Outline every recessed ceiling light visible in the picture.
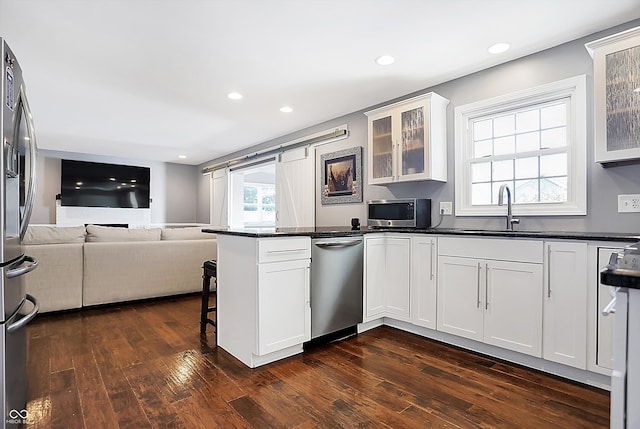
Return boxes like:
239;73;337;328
488;42;510;54
76;181;83;186
280;106;293;113
227;92;243;100
375;55;395;66
178;155;187;159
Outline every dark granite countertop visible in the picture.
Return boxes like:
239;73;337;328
202;226;640;242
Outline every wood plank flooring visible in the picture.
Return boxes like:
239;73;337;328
25;294;609;428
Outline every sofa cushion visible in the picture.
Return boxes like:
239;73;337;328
24;242;84;312
86;225;161;242
23;225;86;245
161;227;214;240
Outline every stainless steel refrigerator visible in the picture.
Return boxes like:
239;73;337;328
1;39;39;429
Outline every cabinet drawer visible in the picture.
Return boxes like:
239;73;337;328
258;237;311;263
438;237;543;263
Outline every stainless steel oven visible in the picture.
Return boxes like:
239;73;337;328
367;198;431;228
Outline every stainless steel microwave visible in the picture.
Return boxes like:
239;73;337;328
367;199;431;228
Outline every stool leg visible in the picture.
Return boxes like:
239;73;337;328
201;273;211;334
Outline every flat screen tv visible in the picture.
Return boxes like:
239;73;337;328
61;160;150;208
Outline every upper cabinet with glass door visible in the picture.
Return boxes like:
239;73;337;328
365;93;449;184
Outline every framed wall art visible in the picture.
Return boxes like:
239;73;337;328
320;146;363;205
586;26;640;165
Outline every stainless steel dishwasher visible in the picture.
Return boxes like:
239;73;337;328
310;236;363;340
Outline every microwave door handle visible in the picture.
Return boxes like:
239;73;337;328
16;85;38;241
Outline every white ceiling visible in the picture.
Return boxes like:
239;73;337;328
2;0;640;166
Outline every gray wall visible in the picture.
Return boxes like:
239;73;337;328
196;19;640;234
33;149;199;225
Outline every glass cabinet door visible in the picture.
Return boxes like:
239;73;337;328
400;106;425;176
371;116;393;180
365;92;448;185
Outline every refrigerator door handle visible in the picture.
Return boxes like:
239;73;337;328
7;294;39;333
16;85;38;241
6;255;39;279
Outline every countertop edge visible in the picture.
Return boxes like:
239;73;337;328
202;228;640;243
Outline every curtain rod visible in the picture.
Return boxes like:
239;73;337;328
201;127;348;174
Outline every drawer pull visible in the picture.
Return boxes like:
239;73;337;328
266;248;308;254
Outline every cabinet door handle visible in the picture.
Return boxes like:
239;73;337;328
477;262;481;308
306;265;311;307
547;246;552;298
485;263;489;310
430;240;435;280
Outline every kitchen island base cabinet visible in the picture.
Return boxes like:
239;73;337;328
217;234;311;368
258;259;311;356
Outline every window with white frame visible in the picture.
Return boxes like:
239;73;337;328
455;75;587;216
243;182;276;226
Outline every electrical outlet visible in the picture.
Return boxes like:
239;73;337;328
618;194;640;213
440;201;453;215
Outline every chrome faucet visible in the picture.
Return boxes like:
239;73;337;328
498;184;519;230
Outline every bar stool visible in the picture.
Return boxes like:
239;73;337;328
201;260;217;337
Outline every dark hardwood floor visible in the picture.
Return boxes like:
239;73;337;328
25;295;609;428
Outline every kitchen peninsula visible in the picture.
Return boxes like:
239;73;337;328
204;226;639;390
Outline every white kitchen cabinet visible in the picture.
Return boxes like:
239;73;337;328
384;237;411;319
410;236;437;329
437;237;544;357
543;241;588;369
364;235;411;322
483;260;543;356
596;246;621;371
437;255;484;341
365;93;449;185
217;235;311;368
257;258;311;355
364;236;386;320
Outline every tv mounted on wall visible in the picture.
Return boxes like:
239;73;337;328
61;160;150;208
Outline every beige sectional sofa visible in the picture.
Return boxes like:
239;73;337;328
23;225;217;313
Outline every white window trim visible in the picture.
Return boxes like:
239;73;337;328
454;75;587;217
